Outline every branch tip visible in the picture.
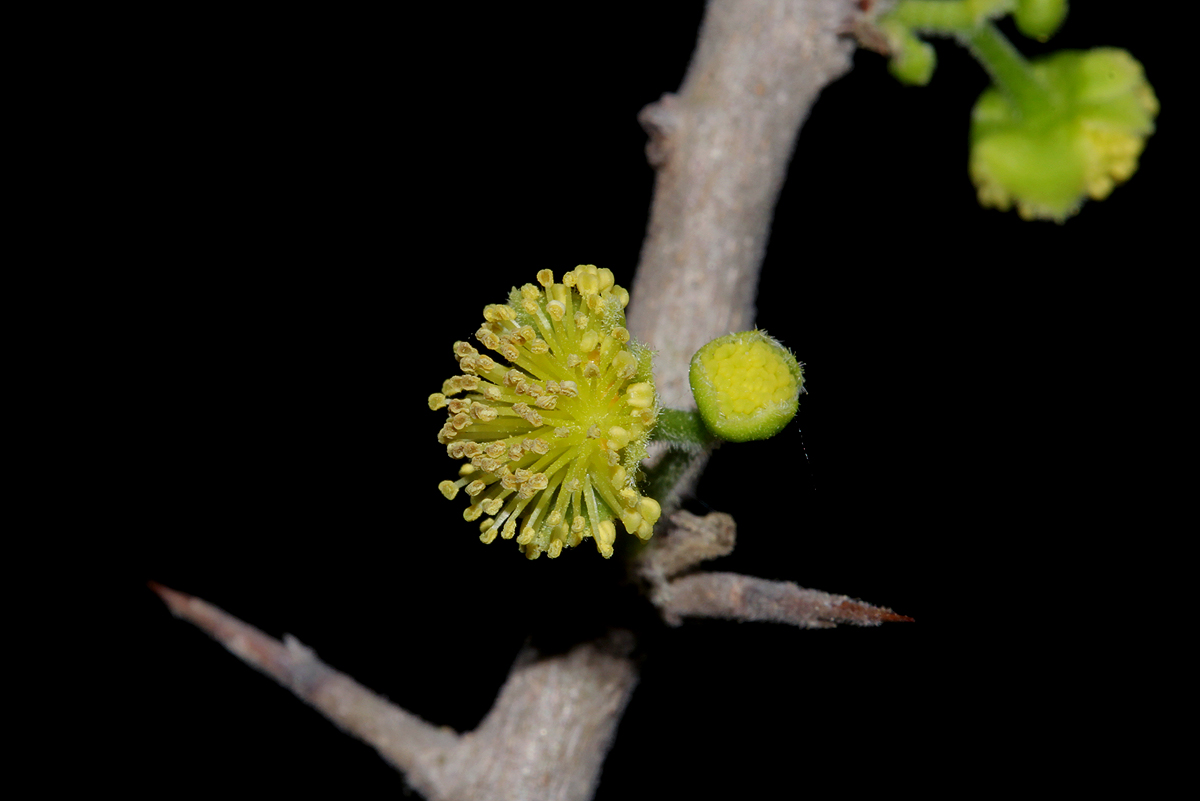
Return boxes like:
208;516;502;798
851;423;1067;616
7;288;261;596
832;597;915;624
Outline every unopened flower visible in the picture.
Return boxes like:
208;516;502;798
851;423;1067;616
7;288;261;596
430;265;660;559
689;330;803;443
1013;0;1068;42
970;47;1158;222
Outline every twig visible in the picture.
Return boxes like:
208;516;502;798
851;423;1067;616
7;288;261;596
635;511;913;627
149;583;638;801
655;572;913;628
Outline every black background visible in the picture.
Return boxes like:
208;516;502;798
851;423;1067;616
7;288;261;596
112;4;1180;796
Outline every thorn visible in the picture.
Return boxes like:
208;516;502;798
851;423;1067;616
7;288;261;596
147;580;191;617
832;597;914;624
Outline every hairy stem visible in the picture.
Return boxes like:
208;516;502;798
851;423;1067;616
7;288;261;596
652;407;718;450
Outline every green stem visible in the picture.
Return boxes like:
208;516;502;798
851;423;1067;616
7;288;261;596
964;21;1050;117
640;445;708;512
890;0;1013;31
652;408;718;450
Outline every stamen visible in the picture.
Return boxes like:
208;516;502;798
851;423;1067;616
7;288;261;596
433;266;658;558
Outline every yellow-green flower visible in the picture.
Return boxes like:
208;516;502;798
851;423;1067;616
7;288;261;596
689;331;803;443
430;265;660;559
970;48;1159;222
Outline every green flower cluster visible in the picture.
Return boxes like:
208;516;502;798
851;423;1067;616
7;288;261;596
970;47;1158;222
876;0;1157;222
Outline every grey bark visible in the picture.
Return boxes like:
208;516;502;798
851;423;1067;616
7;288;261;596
626;0;855;410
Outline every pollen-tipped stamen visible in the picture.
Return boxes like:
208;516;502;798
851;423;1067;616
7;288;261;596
433;265;658;558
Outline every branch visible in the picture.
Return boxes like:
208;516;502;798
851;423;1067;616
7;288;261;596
150;583;637;801
657;572;914;628
627;0;857;411
635;511;913;627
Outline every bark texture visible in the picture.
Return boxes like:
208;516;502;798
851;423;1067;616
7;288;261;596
626;0;856;410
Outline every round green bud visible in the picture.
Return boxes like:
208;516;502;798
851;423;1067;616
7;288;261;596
688;331;803;443
1014;0;1068;42
885;23;937;87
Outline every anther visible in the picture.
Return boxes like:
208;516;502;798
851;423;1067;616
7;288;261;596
477;328;501;350
625;382;655;409
612;350;637;379
608;427;631;449
638;497;662;524
472;457;502;473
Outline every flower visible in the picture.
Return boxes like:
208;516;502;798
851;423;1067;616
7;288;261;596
430;265;660;559
689;331;803;443
969;47;1159;222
